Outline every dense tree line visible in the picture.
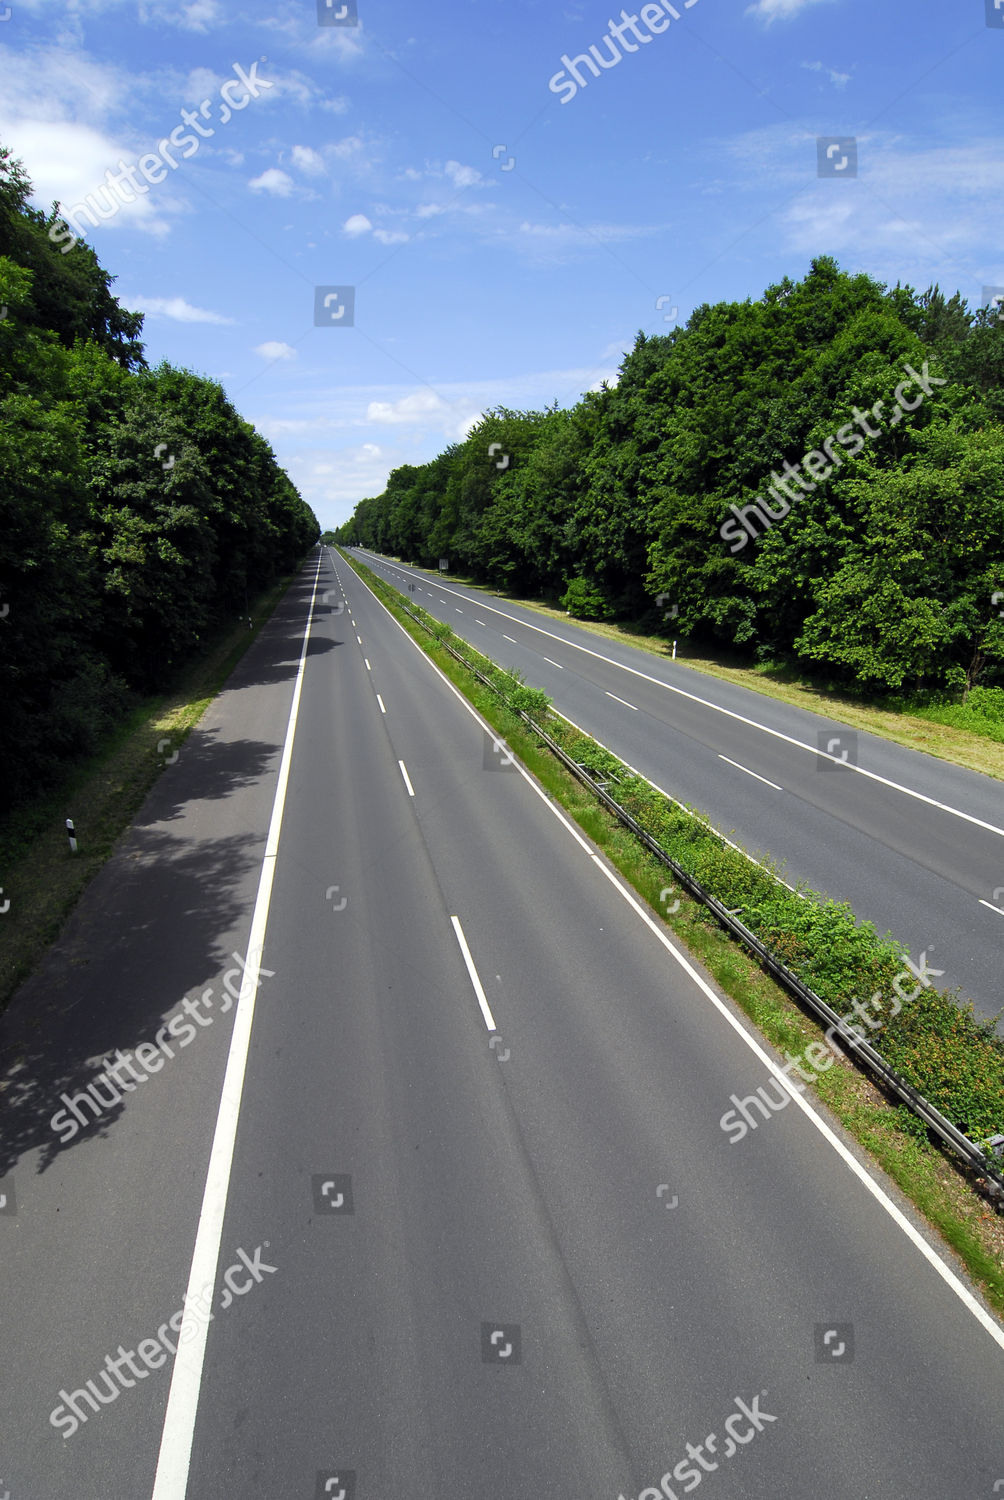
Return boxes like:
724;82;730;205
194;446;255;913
338;258;1004;698
0;145;318;813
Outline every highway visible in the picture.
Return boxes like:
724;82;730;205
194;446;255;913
0;546;1000;1499
355;547;1004;1028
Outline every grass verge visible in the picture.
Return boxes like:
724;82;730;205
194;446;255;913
0;572;297;1017
344;549;1004;1320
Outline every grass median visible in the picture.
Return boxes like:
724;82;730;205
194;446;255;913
345;548;1004;1322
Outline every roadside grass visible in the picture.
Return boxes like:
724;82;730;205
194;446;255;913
0;573;296;1018
381;559;1004;781
346;550;1004;1320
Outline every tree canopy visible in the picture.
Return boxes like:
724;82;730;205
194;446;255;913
0;145;318;812
338;257;1004;699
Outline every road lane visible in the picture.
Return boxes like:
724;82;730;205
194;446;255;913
0;562;328;1498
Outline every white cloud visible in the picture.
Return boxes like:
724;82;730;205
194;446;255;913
254;341;297;361
284;442;393;522
444;160;482;189
746;0;833;20
342;212;409;245
4;119;175;239
367;390;447;424
291;144;325;175
0;42;127;124
182;66;224;105
723;127;1004;288
137;0;223;28
129;295;234;323
515;219;654;252
249;167;294;196
801;60;851;88
173;0;220;30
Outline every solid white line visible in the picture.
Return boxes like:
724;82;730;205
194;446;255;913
348;552;1004;1352
606;691;638;711
503;634;518;644
978;899;1004;916
583;851;1004;1351
718;754;782;791
357;553;1004;840
450;915;497;1031
365;658;371;671
398;759;415;797
151;552;323;1499
542;656;564;669
485;690;788;884
376;694;387;714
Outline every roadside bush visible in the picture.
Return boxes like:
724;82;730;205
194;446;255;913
561;578;615;620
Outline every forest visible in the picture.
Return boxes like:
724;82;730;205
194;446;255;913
0;145;318;814
336;258;1004;702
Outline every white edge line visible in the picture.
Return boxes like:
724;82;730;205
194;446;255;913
358;552;1004;839
347;549;1004;1352
450;915;497;1031
551;705;804;898
151;551;324;1499
978;899;1004;916
398;759;416;797
585;852;1004;1352
718;753;783;792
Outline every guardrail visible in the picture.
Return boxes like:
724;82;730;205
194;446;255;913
390;588;1004;1204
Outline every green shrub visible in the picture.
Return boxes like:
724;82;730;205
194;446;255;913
560;578;615;620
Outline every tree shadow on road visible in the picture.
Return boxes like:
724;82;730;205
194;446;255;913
0;820;264;1180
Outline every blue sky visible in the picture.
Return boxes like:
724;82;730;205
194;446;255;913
1;0;1001;530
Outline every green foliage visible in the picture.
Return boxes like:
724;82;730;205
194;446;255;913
0;145;318;812
560;577;615;619
544;715;1003;1147
880;990;1004;1141
339;255;1004;699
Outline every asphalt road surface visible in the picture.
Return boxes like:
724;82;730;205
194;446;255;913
356;547;1004;1027
0;547;1000;1499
